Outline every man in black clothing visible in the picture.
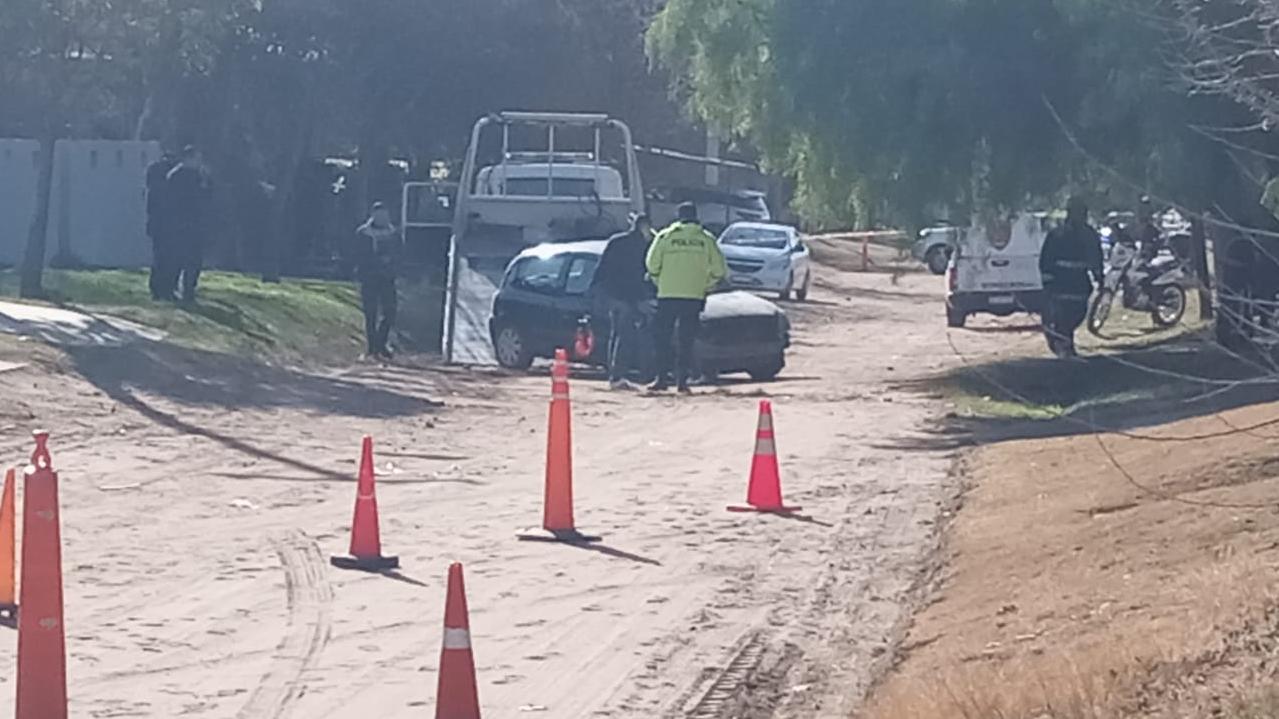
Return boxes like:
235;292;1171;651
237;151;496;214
591;212;653;389
1134;196;1165;263
145;152;177;300
1039;196;1104;358
353;202;402;360
165;145;212;304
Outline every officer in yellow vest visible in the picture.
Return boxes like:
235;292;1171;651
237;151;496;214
645;202;728;393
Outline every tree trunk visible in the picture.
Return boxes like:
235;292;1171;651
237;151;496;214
262;115;314;283
19;137;56;299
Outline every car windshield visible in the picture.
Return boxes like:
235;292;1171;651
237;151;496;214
721;226;789;250
504;177;597;198
509;255;568;293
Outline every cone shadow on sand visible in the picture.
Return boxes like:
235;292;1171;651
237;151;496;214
552;539;662;566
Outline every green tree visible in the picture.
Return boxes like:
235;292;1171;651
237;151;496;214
648;0;1221;229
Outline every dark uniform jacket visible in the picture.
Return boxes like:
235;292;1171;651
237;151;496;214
592;228;652;301
353;221;401;284
1040;221;1104;300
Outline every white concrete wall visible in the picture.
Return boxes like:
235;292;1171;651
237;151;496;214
0;139;41;266
0;139;161;269
54;140;161;267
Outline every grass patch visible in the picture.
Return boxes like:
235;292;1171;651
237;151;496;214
936;296;1249;423
938;357;1182;422
0;269;367;364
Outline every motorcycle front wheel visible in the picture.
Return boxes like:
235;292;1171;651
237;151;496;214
1087;289;1116;336
1151;285;1187;328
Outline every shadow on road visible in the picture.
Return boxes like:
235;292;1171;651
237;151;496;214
66;340;440;417
557;541;663;566
892;333;1279;450
63;339;443;479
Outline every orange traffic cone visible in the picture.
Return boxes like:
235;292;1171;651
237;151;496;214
435;562;481;719
16;431;67;719
518;349;601;543
0;466;16;622
728;401;801;514
331;436;399;571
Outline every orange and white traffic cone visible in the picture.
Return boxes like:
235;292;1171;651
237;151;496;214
16;431;67;719
331;436;400;571
518;349;601;543
0;465;17;623
435;562;481;719
729;401;801;514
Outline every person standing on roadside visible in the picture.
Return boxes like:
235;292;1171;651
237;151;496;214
591;212;654;390
145;151;177;300
1039;196;1104;358
353;202;402;360
165;145;212;304
645;202;727;393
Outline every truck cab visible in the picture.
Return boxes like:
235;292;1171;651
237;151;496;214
474;159;626;200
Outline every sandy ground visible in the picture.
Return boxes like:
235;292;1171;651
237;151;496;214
0;252;970;718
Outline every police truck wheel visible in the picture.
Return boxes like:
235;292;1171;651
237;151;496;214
493;324;534;370
946;304;967;328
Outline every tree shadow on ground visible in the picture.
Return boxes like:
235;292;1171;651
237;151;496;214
886;334;1279;451
62;340;444;480
65;339;440;418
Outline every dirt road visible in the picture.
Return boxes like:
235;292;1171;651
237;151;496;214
0;258;963;718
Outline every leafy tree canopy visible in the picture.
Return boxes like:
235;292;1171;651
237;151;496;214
649;0;1232;229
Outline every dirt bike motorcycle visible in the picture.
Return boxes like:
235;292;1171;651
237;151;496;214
1087;241;1188;336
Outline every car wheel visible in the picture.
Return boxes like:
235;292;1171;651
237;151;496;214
493;323;534;370
796;272;811;302
946;304;967;328
778;274;793;301
926;247;950;275
747;355;785;382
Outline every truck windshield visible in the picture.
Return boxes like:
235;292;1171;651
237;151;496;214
721;226;789;250
504;177;597;198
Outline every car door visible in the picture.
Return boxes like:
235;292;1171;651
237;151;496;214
790;230;811;284
503;253;570;355
556;253;601;351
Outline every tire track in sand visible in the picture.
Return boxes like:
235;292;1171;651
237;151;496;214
237;529;333;719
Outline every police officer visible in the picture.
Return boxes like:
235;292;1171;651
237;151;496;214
353;202;402;360
1039;196;1104;358
145;152;177;300
645;202;727;393
165;145;212;304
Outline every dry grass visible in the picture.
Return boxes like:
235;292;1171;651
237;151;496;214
865;423;1279;719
